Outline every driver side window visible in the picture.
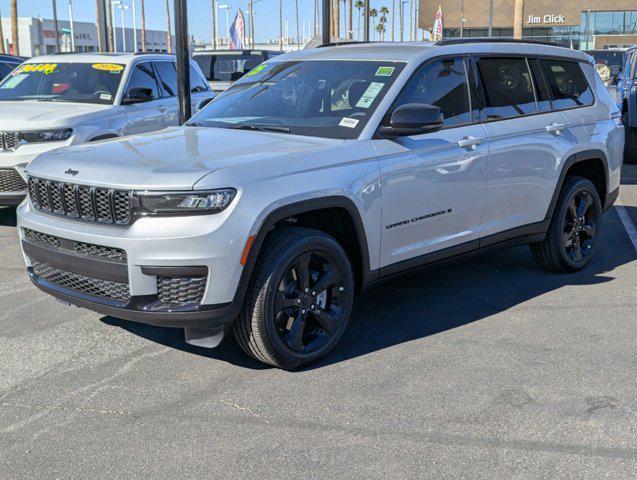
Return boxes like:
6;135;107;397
126;62;160;101
392;57;472;127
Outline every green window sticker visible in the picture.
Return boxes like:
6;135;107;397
375;66;395;77
245;64;268;77
355;82;385;109
1;74;27;89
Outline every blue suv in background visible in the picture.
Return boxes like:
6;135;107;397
0;54;25;81
618;46;637;163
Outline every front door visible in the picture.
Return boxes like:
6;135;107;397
375;57;489;270
122;62;166;136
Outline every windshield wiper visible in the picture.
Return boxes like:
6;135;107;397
226;124;291;133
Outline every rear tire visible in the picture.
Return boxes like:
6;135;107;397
531;177;602;273
623;112;637;164
234;227;354;370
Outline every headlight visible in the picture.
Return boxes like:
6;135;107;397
135;189;237;215
19;128;73;143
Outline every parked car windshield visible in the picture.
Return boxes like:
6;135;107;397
194;53;264;82
0;62;126;104
189;60;406;139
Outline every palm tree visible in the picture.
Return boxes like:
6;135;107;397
279;0;283;50
140;0;147;51
332;0;339;39
10;0;18;55
354;0;364;40
0;8;5;54
379;6;389;41
369;8;378;40
164;0;172;53
107;0;114;52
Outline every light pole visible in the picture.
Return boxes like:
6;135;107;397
68;0;75;52
488;0;494;37
116;3;130;52
132;0;137;52
218;4;230;47
112;0;121;52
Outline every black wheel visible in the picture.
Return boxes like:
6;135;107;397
234;227;354;370
531;177;602;273
624;112;637;164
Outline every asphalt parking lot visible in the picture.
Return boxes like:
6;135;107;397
1;167;636;479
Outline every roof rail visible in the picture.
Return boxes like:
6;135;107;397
435;38;563;48
134;51;172;55
317;40;375;48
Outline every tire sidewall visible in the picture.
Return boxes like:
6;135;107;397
259;233;354;368
553;178;602;270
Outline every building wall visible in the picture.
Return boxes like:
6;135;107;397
418;0;636;30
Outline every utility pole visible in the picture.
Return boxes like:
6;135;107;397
460;0;464;38
295;0;300;49
322;0;330;44
132;0;137;52
10;0;19;56
513;0;524;39
52;0;60;52
96;0;109;52
212;0;217;49
140;0;146;51
488;0;493;37
174;0;191;123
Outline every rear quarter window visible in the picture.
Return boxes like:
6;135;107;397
540;59;594;110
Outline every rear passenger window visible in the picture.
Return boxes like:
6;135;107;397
154;61;178;97
476;57;537;120
394;57;472;127
540;59;594;110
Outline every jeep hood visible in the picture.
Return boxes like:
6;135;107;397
0;101;110;130
26;126;343;190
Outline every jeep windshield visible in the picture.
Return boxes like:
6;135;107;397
0;62;126;104
189;60;406;139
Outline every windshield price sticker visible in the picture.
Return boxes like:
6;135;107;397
375;66;395;77
92;63;124;73
245;64;268;77
0;74;27;89
17;63;58;75
356;82;384;109
339;117;359;128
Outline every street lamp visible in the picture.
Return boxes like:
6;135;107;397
218;4;230;47
115;3;130;52
68;0;75;52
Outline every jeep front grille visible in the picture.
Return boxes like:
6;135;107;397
0;168;27;192
157;276;207;306
32;260;130;303
0;132;19;152
24;228;127;264
28;177;132;225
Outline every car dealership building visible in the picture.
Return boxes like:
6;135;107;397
419;0;637;49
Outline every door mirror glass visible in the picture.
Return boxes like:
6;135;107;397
380;103;444;137
123;87;154;104
195;97;215;112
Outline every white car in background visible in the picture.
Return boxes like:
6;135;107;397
0;52;214;206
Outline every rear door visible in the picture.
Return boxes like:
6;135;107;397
375;57;489;268
476;56;577;240
153;60;180;126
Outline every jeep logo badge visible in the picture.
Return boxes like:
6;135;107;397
64;168;79;176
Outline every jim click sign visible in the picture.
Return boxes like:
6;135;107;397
526;14;567;25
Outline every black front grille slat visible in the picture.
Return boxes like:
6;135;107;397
24;228;127;264
157;276;207;307
28;177;132;225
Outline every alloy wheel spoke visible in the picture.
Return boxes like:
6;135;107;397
312;268;339;294
286;310;306;351
568;198;578;220
576;193;593;218
275;292;300;314
312;307;339;333
573;236;583;261
563;230;575;247
582;221;597;238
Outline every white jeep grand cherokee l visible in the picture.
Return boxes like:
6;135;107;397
17;41;624;369
0;52;214;206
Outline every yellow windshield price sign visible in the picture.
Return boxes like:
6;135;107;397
92;63;125;73
245;64;268;77
18;63;58;75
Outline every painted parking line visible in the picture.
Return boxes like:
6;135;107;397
615;198;637;253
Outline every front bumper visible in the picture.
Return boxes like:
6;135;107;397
18;198;256;329
0;166;28;206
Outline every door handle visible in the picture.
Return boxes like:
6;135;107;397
546;123;566;134
457;136;483;149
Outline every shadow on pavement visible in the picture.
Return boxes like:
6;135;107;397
0;207;17;227
102;207;636;371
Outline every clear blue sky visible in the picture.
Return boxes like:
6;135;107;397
0;1;423;43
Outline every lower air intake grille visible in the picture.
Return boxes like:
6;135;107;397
157;276;206;306
0;169;27;192
32;261;130;303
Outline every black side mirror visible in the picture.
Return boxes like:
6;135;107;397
122;87;154;105
378;103;444;138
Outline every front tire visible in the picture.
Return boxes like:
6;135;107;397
234;227;354;370
531;177;602;272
